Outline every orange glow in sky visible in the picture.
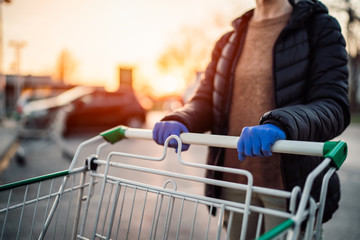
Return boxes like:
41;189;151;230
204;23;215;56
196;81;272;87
155;73;185;96
3;0;253;97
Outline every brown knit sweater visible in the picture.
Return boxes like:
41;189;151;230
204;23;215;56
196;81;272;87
223;13;290;189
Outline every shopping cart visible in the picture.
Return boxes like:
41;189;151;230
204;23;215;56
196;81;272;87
0;125;347;240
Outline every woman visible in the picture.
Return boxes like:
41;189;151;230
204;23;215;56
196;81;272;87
153;0;350;238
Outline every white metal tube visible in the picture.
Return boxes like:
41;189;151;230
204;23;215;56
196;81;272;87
293;158;332;230
123;128;325;157
124;128;152;140
69;136;103;171
271;140;324;157
181;132;238;149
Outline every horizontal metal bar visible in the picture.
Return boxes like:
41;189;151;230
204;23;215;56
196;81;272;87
89;171;294;220
93;158;292;199
0;167;87;192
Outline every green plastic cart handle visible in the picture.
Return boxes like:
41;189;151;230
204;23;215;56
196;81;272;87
100;125;128;144
323;140;347;170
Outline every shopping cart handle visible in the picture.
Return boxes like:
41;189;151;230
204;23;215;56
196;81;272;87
101;126;347;169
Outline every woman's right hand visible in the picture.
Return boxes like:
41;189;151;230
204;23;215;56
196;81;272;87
152;121;190;151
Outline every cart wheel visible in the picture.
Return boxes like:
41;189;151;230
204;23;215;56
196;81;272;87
14;147;26;166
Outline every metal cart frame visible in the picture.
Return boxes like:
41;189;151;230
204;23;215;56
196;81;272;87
0;125;347;240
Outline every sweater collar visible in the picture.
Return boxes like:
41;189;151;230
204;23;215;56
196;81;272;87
231;9;253;31
231;0;328;31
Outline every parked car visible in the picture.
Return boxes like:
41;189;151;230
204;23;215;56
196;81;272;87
62;88;146;136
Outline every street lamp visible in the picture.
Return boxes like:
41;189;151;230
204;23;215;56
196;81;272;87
0;0;11;119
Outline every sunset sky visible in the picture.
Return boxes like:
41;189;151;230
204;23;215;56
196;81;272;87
3;0;342;97
3;0;254;96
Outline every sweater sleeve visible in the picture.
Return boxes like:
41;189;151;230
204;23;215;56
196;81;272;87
260;14;350;141
161;32;233;133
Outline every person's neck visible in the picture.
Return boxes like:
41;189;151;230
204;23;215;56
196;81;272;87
253;0;292;22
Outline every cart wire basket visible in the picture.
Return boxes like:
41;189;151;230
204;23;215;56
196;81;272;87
0;125;347;240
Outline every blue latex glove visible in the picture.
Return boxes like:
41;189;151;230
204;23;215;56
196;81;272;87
237;124;286;161
153;121;190;151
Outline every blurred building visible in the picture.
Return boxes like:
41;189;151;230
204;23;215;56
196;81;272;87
118;67;133;91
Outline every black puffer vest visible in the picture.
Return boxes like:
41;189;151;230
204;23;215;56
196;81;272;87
162;0;350;223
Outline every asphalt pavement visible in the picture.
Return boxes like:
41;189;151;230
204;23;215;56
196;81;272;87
322;123;360;239
0;118;18;174
0;113;359;239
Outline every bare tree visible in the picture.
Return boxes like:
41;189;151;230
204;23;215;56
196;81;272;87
155;6;243;87
329;0;360;111
157;25;210;84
